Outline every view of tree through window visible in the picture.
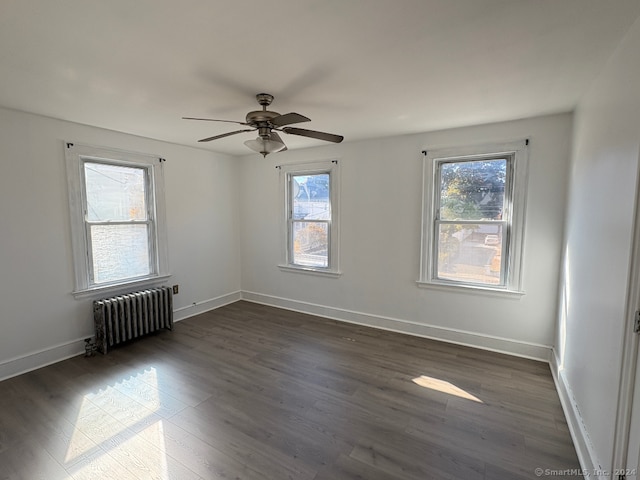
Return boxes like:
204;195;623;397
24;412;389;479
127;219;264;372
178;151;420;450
436;158;508;286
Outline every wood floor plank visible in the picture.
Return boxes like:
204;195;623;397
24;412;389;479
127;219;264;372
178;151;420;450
169;406;317;480
66;447;154;480
313;453;408;480
0;439;72;480
0;301;580;479
193;388;349;473
349;439;486;480
134;419;266;480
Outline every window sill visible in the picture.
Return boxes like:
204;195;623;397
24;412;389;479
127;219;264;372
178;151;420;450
278;265;342;278
416;280;524;298
72;274;172;300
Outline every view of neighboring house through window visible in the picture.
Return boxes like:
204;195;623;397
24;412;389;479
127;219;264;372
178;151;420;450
279;161;340;275
65;143;170;295
420;141;528;292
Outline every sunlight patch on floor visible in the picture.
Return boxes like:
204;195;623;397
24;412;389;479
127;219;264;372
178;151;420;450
65;367;171;478
412;375;483;403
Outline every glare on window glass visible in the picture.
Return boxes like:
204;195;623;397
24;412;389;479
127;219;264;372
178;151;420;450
84;162;147;222
90;224;151;283
292;173;330;220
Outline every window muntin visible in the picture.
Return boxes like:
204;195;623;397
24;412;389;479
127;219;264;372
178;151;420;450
420;141;528;293
279;161;340;275
65;143;169;296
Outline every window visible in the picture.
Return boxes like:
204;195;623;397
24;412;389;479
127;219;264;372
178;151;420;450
65;143;169;296
279;160;340;276
420;141;528;293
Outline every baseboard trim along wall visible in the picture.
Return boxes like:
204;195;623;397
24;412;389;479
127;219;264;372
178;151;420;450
550;350;602;479
0;289;550;381
241;290;552;361
0;337;88;382
173;290;242;323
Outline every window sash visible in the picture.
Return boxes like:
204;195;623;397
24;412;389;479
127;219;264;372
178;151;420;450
288;219;331;268
434;155;513;222
433;219;509;286
85;220;157;284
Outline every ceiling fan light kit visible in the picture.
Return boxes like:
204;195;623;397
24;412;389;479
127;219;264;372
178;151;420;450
183;93;343;157
244;136;286;157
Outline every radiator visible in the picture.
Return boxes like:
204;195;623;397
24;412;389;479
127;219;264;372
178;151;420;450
93;287;173;354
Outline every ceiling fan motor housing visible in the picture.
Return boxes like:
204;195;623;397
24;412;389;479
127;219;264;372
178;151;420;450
247;94;280;138
246;110;280;128
246;93;280;138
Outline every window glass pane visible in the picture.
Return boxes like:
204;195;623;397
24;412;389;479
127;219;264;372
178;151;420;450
84;162;147;221
292;221;328;268
439;159;506;221
90;224;150;283
436;223;503;285
292;173;330;220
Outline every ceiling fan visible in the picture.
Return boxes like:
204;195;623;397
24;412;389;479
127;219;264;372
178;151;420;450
183;93;344;157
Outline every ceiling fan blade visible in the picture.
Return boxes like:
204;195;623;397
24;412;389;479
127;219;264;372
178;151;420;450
282;127;344;143
183;117;249;126
270;131;288;152
198;129;254;142
270;112;311;127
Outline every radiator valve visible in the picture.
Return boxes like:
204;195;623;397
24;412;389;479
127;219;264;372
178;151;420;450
84;338;97;357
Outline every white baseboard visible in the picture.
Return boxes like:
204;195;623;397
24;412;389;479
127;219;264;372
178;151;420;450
173;290;242;322
549;350;604;479
0;289;549;383
240;290;551;361
0;290;243;382
0;337;88;382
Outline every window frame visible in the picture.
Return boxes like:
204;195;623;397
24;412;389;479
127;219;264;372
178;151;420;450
65;142;170;298
278;160;341;277
419;140;528;294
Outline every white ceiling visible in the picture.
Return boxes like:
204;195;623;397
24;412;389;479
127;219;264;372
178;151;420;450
1;0;639;156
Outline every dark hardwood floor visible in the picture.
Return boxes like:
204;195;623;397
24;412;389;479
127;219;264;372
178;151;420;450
0;301;580;479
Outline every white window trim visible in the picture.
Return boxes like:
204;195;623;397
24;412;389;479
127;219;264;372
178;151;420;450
278;160;341;277
418;140;529;295
65;142;170;298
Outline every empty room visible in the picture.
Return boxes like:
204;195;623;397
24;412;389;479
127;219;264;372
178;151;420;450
1;1;640;479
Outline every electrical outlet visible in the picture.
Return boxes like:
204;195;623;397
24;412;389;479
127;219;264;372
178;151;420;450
172;285;179;295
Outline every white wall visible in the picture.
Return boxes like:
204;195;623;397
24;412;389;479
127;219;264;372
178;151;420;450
553;16;640;474
240;112;572;360
0;107;242;379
